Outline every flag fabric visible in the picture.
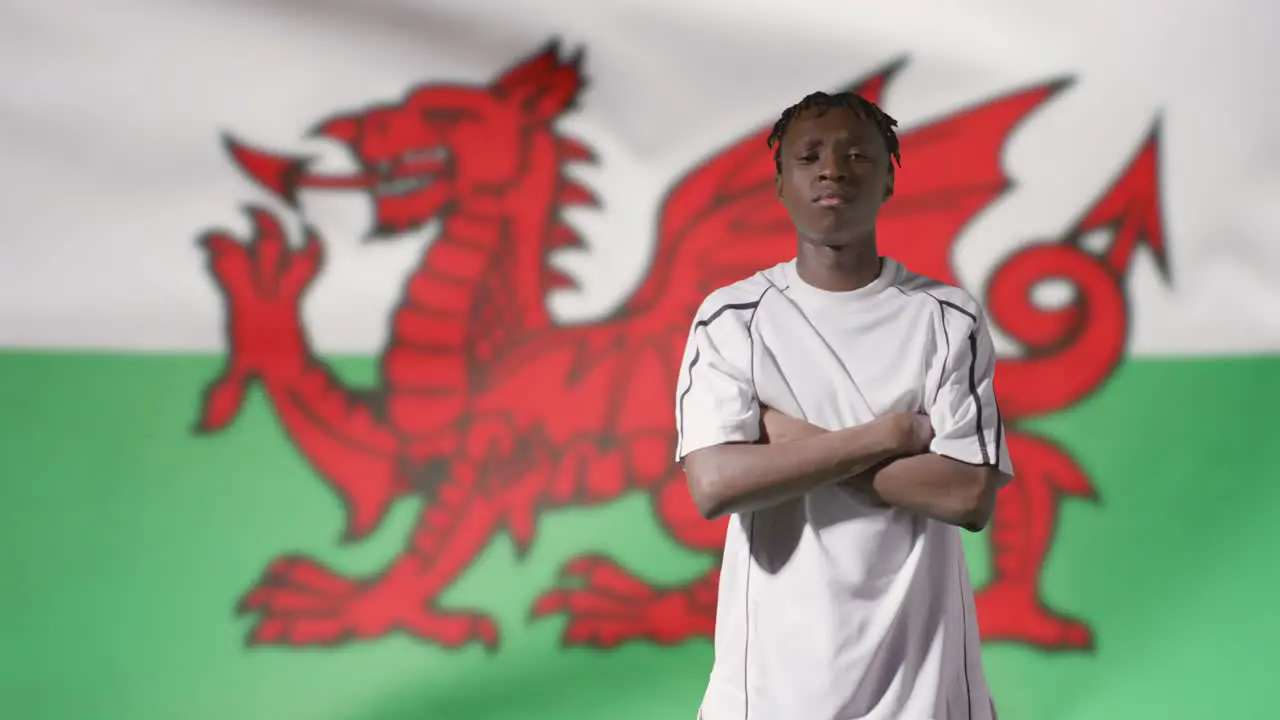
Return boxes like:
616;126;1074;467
5;1;1279;718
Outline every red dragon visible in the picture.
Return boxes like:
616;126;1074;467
195;41;1167;652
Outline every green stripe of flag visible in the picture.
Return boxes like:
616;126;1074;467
3;353;1276;719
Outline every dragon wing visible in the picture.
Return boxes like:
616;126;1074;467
622;60;1064;325
875;79;1069;286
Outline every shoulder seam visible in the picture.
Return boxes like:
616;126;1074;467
698;273;774;311
892;283;979;322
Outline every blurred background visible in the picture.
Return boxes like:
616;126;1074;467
4;1;1279;718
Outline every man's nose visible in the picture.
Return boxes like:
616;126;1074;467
818;158;849;183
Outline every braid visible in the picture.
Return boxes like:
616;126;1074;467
766;91;901;173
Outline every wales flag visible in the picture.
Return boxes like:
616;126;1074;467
4;1;1278;718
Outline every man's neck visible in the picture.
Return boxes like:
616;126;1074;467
794;236;882;292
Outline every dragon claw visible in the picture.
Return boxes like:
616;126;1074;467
532;556;714;648
193;206;319;431
238;555;500;649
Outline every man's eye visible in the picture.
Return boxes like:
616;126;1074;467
851;152;872;162
797;155;817;163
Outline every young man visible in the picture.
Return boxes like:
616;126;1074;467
675;91;1014;719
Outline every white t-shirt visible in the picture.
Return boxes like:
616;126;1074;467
675;257;1013;720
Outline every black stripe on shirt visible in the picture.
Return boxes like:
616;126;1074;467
675;292;771;459
993;397;1004;463
921;291;990;466
965;328;991;466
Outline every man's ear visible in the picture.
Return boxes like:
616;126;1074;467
775;173;784;200
882;165;895;202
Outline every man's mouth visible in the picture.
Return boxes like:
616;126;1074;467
813;192;853;207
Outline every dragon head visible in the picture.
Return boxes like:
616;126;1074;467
224;41;585;238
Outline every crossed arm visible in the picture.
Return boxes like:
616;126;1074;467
675;290;1010;531
682;408;1007;532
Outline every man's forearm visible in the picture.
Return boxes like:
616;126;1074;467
682;418;907;519
851;453;1003;531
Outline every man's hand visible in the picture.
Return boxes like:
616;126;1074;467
897;412;935;455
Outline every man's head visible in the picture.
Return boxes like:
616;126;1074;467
768;91;901;247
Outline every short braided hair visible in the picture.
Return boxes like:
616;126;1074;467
766;91;901;173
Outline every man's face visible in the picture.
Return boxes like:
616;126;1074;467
775;106;894;246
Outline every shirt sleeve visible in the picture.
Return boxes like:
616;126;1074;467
928;304;1015;480
674;303;760;463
